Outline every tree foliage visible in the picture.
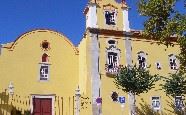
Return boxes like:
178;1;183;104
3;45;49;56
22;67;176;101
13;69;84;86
161;72;186;97
138;0;186;72
114;65;159;95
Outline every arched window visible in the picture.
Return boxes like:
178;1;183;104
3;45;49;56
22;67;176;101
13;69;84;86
105;11;116;25
103;5;117;26
137;51;147;69
107;51;119;69
105;41;120;74
168;54;178;70
40;53;49;81
42;53;49;62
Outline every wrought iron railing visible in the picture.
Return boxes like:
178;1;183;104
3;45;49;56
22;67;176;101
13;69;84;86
105;64;123;76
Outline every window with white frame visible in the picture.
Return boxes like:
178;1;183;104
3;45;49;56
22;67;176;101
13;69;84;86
105;41;120;74
40;53;50;81
107;52;119;69
151;96;161;110
156;62;162;70
105;10;116;25
137;51;147;69
175;96;184;110
40;65;49;80
169;54;178;70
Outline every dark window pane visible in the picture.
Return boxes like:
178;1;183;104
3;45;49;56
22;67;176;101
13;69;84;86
42;41;49;49
108;40;116;44
105;11;116;25
42;53;48;62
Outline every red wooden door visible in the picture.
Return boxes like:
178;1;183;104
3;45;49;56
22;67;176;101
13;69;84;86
33;98;52;115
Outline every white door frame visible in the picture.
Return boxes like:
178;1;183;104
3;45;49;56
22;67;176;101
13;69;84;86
30;94;55;115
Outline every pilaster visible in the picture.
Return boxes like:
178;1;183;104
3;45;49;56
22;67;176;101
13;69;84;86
122;7;130;32
89;33;101;115
86;3;98;28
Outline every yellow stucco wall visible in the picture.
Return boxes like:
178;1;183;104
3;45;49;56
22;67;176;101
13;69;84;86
0;0;183;115
95;35;180;115
131;38;180;113
96;0;124;31
0;28;181;115
78;28;180;115
0;30;79;115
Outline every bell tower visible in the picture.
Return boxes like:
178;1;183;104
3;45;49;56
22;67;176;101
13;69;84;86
84;0;130;31
82;0;131;115
84;1;98;28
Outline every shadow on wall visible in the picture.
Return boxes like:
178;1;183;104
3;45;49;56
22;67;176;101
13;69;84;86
164;98;186;115
0;90;30;115
136;98;186;115
0;90;91;115
136;98;163;115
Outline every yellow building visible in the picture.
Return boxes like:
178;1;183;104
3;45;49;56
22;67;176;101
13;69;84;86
0;0;181;115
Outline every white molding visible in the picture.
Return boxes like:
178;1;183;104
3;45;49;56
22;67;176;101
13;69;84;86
86;4;98;28
38;63;50;82
106;50;121;65
122;9;130;32
30;94;55;115
103;9;118;28
151;96;161;111
168;54;179;70
137;51;147;69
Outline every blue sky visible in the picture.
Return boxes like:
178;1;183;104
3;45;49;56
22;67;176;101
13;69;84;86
0;0;184;45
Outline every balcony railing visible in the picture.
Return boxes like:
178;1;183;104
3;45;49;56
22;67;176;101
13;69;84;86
105;64;123;76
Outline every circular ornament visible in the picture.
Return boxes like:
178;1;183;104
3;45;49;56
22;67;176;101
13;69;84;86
41;40;50;51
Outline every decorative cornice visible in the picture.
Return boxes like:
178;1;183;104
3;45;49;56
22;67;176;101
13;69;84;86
103;3;118;9
2;29;79;55
83;2;100;15
87;28;178;43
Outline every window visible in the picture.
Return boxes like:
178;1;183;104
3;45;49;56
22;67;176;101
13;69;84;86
170;58;177;70
151;96;161;110
42;53;49;62
107;39;117;48
41;40;50;51
107;52;119;70
137;51;147;69
40;53;50;81
105;11;116;25
105;41;120;75
156;62;161;70
169;54;178;70
108;40;116;45
42;41;49;49
175;96;184;110
40;65;49;80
